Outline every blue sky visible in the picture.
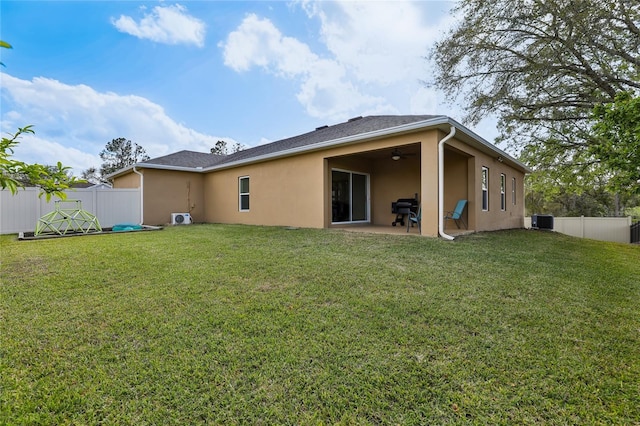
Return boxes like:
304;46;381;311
1;0;498;175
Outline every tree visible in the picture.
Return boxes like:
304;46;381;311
80;166;104;185
590;92;640;195
99;138;150;177
210;140;245;155
431;0;640;193
1;126;80;200
210;140;228;155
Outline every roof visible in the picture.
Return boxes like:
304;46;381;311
107;115;530;177
141;150;223;168
216;115;440;166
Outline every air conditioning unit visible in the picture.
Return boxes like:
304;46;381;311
171;213;192;225
531;214;554;230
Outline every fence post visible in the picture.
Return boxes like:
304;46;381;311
36;188;42;222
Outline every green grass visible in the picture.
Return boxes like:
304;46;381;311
1;225;639;425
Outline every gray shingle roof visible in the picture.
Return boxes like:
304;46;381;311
143;115;442;169
143;150;223;168
216;115;441;165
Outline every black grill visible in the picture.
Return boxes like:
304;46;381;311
391;198;419;226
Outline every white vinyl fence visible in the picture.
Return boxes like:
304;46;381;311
0;188;141;234
525;216;633;244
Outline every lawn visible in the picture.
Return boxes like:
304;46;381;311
1;225;639;425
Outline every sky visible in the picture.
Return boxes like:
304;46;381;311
1;0;499;176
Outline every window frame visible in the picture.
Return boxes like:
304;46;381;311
239;176;250;212
500;173;506;211
331;168;370;224
512;177;517;205
481;166;489;211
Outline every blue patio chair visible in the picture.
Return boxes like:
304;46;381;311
444;199;467;229
407;204;421;233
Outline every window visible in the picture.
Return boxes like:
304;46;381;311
500;173;506;211
239;176;249;211
481;167;489;211
512;177;516;205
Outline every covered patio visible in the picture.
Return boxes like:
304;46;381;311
326;138;473;237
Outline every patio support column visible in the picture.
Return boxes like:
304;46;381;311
420;132;440;237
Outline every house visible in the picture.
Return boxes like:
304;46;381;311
107;115;531;238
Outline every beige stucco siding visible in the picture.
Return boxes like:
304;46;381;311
444;137;525;231
420;134;441;236
112;172;140;189
476;159;525;231
204;153;325;228
369;155;420;227
113;169;205;225
143;169;205;225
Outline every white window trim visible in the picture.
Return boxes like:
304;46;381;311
239;176;250;212
331;168;370;224
500;173;506;211
481;166;489;211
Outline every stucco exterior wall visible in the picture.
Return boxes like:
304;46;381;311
445;138;526;231
113;169;205;225
476;157;526;231
443;148;472;230
369;154;420;227
143;169;205;225
112;172;140;189
204;152;325;228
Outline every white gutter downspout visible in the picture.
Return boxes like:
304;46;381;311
132;166;144;225
438;126;456;240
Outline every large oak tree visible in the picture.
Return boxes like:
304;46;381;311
431;0;639;202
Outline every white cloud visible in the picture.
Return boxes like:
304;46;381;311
1;74;231;174
221;13;316;75
13;134;102;175
220;13;392;121
303;0;443;85
220;2;460;122
112;4;206;47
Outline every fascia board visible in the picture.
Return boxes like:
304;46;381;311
105;163;206;179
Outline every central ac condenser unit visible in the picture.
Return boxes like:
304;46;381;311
531;214;553;230
171;213;192;225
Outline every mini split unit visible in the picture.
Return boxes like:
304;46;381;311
171;213;192;225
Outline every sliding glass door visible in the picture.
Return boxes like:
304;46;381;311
332;169;369;223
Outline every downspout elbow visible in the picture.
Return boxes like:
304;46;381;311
438;126;456;240
132;166;144;226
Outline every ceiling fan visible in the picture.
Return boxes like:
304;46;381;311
391;148;416;161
